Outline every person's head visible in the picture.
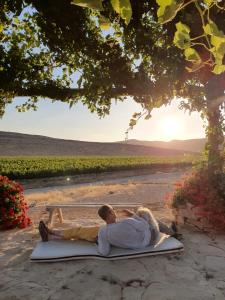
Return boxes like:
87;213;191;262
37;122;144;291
98;204;116;224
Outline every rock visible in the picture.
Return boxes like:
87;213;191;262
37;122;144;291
126;279;144;287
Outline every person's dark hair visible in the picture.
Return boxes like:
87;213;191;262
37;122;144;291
98;204;112;221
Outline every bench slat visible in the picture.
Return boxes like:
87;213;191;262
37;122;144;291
46;203;142;209
46;203;143;226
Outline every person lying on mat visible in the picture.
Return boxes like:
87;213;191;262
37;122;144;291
38;205;178;256
97;205;177;256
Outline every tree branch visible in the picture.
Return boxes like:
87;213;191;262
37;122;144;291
1;84;152;100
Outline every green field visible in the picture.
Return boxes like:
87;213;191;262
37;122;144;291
0;155;200;180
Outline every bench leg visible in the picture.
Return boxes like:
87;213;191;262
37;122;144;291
57;208;64;223
48;209;55;227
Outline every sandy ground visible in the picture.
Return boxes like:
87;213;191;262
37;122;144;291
0;169;225;300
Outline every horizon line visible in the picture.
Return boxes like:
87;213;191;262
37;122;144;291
0;130;206;143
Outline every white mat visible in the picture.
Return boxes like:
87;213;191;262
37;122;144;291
31;233;183;262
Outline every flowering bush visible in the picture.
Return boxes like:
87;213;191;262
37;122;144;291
166;168;225;231
0;176;31;230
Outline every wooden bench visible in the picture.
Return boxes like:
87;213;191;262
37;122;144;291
46;203;143;226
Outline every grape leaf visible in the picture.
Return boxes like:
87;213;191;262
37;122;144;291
71;0;103;11
111;0;132;25
184;48;201;62
212;64;225;74
203;21;224;37
157;0;183;24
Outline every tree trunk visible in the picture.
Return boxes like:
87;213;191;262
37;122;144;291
205;76;224;177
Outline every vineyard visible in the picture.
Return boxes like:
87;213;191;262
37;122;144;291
0;155;200;180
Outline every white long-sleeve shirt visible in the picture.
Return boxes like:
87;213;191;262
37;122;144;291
98;215;151;256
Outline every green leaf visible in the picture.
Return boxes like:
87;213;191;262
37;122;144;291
71;0;103;11
144;112;151;120
156;0;173;5
175;22;190;34
13;17;20;25
203;21;224;37
184;48;201;62
211;35;225;57
173;22;191;49
211;35;225;47
99;15;110;30
209;48;223;65
111;0;132;25
0;23;3;34
129;118;136;128
212;64;225;75
157;0;182;24
132;112;141;118
174;32;190;49
203;0;214;6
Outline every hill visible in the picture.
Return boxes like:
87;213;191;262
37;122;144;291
119;138;206;153
0;131;197;156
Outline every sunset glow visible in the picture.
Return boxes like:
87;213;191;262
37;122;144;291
160;117;181;141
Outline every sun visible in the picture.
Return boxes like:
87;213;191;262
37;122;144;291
161;117;180;141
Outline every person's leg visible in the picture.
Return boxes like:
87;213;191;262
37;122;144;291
38;221;61;242
136;207;160;244
38;221;99;242
38;221;49;242
157;219;175;235
136;207;181;243
157;219;183;240
51;225;100;242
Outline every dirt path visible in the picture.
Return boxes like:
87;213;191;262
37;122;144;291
23;167;190;193
24;169;188;225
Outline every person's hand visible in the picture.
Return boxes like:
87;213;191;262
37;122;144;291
121;209;134;217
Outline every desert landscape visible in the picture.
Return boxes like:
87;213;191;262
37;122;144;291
1;169;225;300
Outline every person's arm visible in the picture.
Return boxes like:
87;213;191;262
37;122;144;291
121;209;135;217
97;226;111;256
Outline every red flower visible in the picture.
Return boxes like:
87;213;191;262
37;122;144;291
0;176;31;230
167;168;225;231
8;208;14;216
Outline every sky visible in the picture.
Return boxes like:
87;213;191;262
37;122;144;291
0;96;206;142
